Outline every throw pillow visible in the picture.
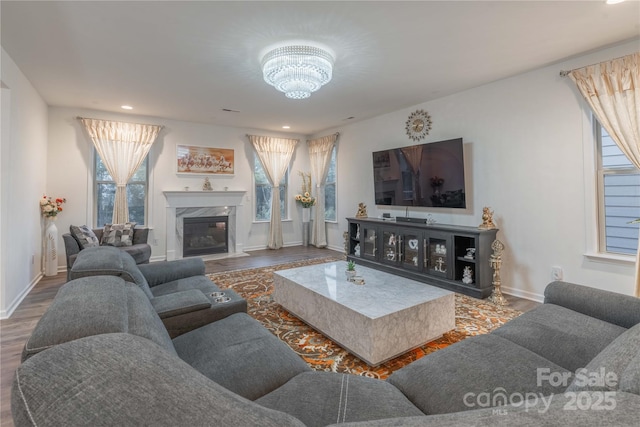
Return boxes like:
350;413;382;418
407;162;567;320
101;222;137;247
69;225;100;249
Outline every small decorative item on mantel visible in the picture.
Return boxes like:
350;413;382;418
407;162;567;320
488;239;508;306
355;202;368;218
202;177;213;191
39;195;66;277
478;206;497;230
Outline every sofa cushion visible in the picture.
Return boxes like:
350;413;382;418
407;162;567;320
138;258;206;288
101;222;136;247
386;334;571;415
123;243;152;265
151;290;212;319
22;276;176;361
257;372;423;427
172;312;311;400
159;288;248;338
12;333;306;427
491;303;626;372
149;274;220;297
566;323;640;394
69;246;154;299
69;224;100;249
321;392;640;427
544;281;640;329
124;283;178;357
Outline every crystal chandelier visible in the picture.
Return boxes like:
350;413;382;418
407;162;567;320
261;45;334;99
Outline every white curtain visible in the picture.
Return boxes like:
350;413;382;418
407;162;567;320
248;135;298;249
81;118;162;224
568;52;640;296
308;133;339;247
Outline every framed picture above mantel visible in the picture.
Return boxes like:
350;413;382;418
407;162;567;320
177;144;235;175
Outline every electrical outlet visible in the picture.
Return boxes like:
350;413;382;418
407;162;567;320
31;254;35;265
153;238;159;246
551;266;563;281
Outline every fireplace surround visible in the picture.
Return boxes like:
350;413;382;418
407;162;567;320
163;191;246;260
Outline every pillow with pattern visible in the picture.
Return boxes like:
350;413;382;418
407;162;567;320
69;225;100;249
101;222;137;247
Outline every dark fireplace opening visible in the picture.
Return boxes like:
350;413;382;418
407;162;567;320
183;216;229;257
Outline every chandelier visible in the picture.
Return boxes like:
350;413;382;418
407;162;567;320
261;45;334;99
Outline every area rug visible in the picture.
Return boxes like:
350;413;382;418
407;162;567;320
208;257;523;380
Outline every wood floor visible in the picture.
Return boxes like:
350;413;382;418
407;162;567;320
0;246;538;426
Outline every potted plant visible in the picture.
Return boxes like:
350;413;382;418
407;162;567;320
346;260;356;281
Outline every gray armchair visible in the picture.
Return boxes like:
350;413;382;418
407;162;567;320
63;227;151;279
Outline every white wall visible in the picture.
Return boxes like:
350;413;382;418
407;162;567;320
47;107;311;264
0;48;49;318
322;40;639;300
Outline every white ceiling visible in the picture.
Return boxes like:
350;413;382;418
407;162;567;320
2;1;639;135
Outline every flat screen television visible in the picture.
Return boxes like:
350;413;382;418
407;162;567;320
372;138;466;208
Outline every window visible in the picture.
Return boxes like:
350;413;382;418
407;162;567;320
95;153;148;226
596;123;639;255
254;155;288;221
324;146;337;221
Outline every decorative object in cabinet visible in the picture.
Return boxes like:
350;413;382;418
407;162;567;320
462;266;474;285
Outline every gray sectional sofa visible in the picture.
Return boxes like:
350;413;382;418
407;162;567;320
63;226;152;278
68;246;247;337
12;260;640;426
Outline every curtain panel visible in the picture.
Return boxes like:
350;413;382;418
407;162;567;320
308;133;339;247
568;52;640;296
81;118;162;224
248;135;298;249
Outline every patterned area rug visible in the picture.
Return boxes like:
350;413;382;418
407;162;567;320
208;257;522;380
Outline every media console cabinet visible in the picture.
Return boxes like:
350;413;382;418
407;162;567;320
346;217;498;298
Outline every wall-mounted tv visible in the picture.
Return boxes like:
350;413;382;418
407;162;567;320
373;138;466;208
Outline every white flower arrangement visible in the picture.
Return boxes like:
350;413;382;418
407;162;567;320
294;171;316;208
40;195;66;219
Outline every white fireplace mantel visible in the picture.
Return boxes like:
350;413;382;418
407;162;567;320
163;190;246;260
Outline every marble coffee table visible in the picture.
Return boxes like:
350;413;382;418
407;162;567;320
273;261;455;366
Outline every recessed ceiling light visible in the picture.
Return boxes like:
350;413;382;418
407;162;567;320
282;125;291;129
606;0;625;4
121;105;133;110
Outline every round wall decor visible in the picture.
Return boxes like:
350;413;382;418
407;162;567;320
405;109;432;141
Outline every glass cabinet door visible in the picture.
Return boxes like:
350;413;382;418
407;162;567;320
362;227;378;260
425;235;450;277
382;230;398;264
401;232;421;270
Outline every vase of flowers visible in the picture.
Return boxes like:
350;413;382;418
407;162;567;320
294;171;316;209
295;172;315;246
40;195;66;219
40;195;66;276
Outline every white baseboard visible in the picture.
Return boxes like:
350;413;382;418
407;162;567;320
0;272;42;319
502;285;544;303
